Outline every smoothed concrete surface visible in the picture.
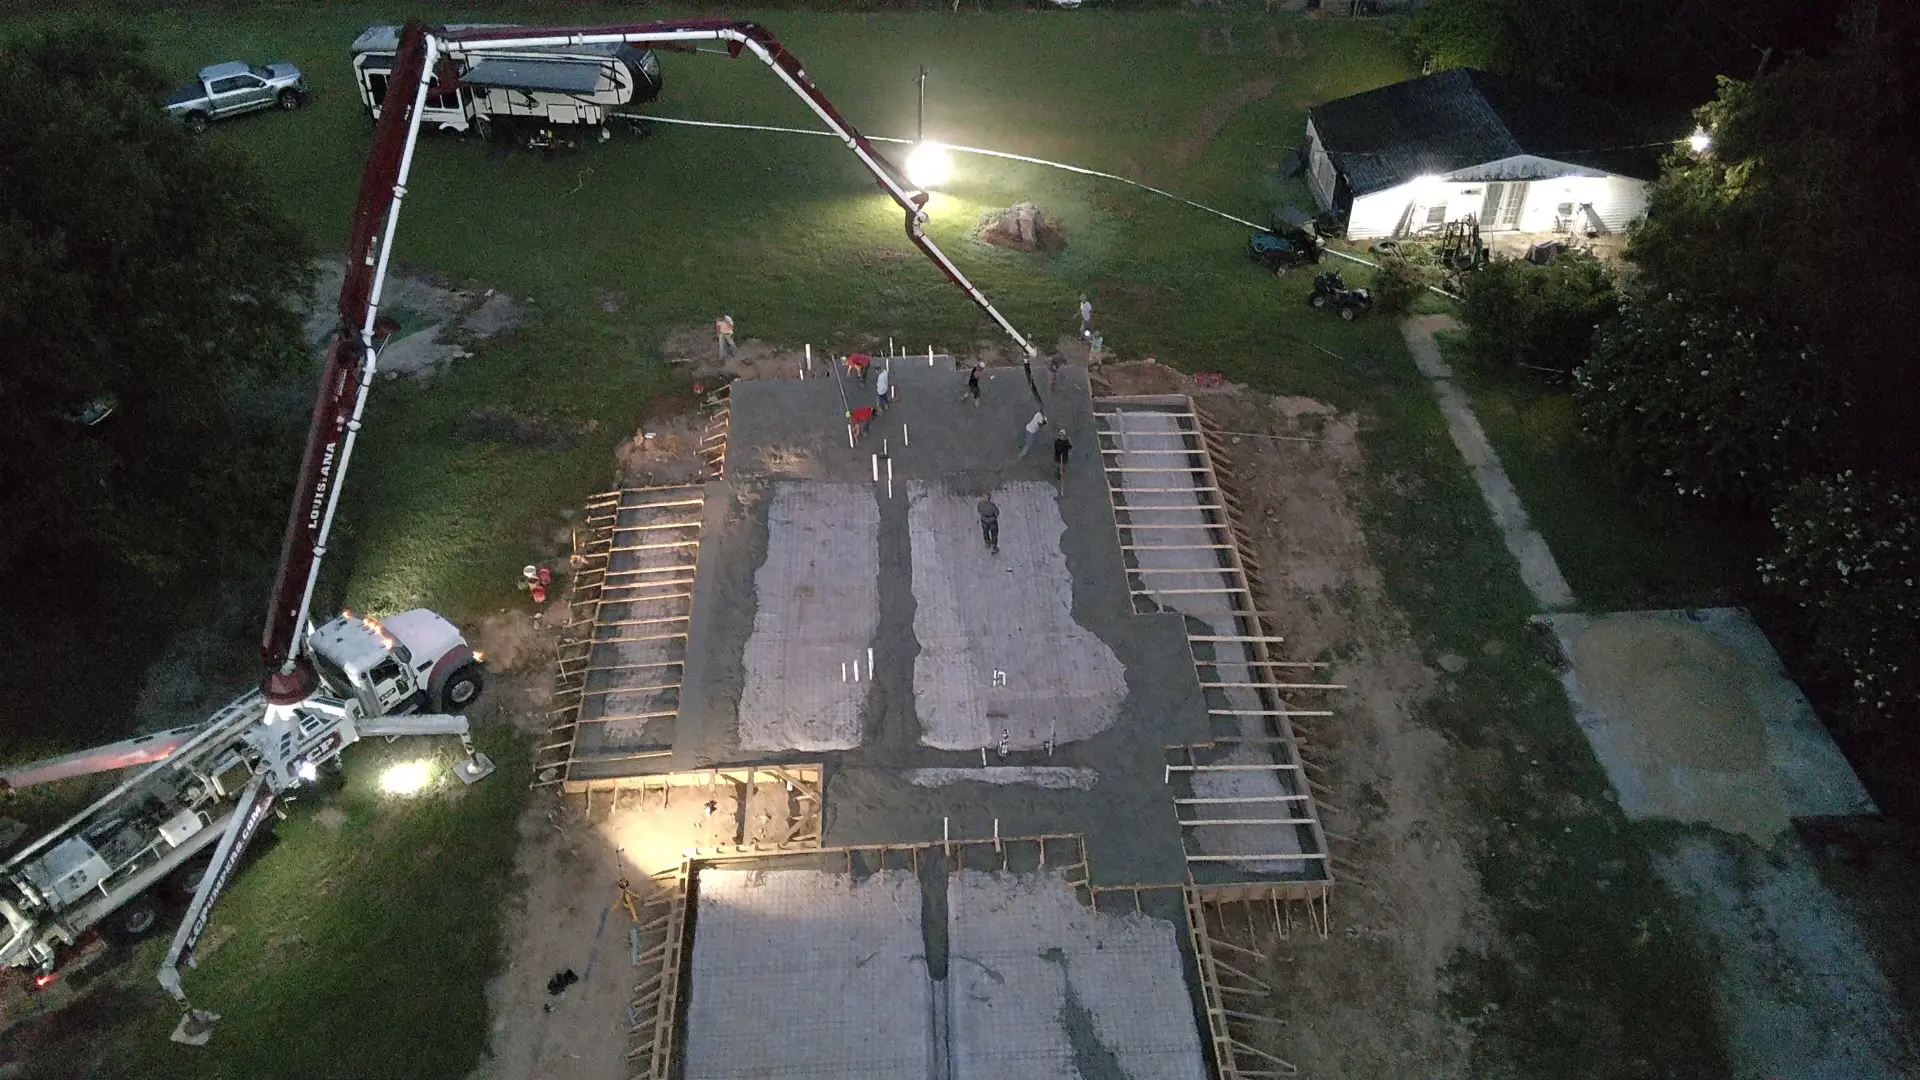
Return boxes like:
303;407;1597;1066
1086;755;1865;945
737;482;880;751
910;480;1128;751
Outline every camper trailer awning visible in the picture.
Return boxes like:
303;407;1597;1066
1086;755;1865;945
461;58;600;94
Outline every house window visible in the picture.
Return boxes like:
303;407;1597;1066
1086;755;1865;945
1425;205;1447;226
1556;202;1574;217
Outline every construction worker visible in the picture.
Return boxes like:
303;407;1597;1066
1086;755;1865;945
875;364;892;412
977;493;1000;555
1078;294;1093;339
849;405;874;440
715;315;736;360
963;363;983;407
1053;428;1073;483
847;353;872;384
1017;410;1048;457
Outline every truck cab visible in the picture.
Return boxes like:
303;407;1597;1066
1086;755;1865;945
305;609;481;719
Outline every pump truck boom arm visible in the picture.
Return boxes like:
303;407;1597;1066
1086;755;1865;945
259;26;434;706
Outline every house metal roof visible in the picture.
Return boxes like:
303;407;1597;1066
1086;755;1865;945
461;58;604;94
1308;69;1672;196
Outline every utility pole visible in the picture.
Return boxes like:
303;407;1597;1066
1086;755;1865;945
917;66;929;141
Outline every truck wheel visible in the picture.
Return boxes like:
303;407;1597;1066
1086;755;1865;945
115;900;161;942
277;89;303;111
168;854;214;902
183;112;210;135
439;664;484;711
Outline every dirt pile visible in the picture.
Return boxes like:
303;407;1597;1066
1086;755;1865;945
614;414;710;487
978;202;1067;254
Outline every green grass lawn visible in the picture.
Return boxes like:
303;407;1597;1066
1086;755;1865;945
1436;330;1764;612
4;5;1732;1078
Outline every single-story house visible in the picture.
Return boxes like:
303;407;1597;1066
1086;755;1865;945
1305;69;1674;240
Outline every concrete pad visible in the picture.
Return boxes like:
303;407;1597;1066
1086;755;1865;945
1541;608;1876;843
683;868;930;1080
948;870;1207;1080
738;482;880;751
1654;834;1906;1080
906;767;1100;791
909;481;1127;751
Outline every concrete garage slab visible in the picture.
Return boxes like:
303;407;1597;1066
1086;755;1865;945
676;862;1206;1080
737;482;880;751
908;480;1127;751
681;868;930;1080
949;870;1208;1080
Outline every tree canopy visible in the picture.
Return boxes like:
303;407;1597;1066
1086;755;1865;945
0;24;313;581
1403;0;1854;100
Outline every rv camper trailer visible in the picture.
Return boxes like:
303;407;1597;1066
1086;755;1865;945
349;25;663;136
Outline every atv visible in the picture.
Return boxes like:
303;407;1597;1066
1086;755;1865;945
1307;270;1372;321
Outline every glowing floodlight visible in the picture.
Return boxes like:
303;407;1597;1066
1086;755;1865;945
1688;128;1712;154
297;761;319;783
380;759;435;797
1411;174;1445;197
906;141;951;190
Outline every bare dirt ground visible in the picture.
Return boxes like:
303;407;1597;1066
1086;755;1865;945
1099;361;1485;1077
470;775;797;1080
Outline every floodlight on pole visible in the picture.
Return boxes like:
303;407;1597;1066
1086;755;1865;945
907;141;951;190
1688;128;1713;154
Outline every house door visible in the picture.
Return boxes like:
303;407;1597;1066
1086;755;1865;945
1478;182;1527;231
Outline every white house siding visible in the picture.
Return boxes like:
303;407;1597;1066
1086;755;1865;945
1306;119;1338;211
1344;171;1647;240
1513;174;1648;234
1346;186;1413;239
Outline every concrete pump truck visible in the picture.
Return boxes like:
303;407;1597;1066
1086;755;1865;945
1;17;1037;1040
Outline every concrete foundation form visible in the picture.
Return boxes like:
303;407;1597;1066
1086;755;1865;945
1095;395;1334;889
537;485;709;787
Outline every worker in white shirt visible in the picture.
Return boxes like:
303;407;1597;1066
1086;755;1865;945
1017;410;1048;457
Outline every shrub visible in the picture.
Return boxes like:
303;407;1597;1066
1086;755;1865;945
1759;473;1920;728
1575;290;1853;508
1459;251;1616;373
1369;254;1427;316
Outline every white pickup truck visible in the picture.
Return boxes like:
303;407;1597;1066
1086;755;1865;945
166;61;310;133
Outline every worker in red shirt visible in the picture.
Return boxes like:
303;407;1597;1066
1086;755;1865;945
847;353;872;384
849;405;875;440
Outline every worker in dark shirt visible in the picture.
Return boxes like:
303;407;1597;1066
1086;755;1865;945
963;363;983;407
977;493;999;555
1053;429;1073;483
